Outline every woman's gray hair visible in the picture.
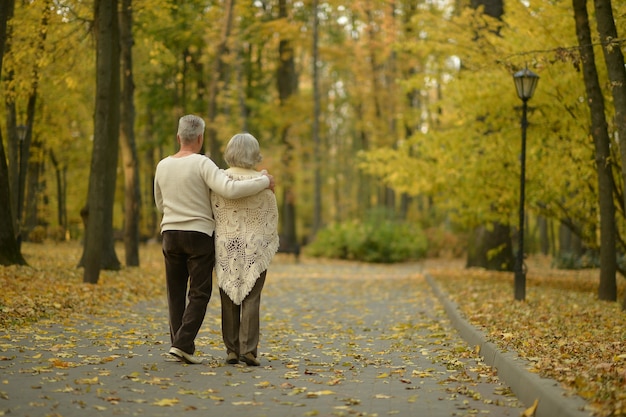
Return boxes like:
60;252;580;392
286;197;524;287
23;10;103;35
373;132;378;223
177;115;205;144
224;133;263;169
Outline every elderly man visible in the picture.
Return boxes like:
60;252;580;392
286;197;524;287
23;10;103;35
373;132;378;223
154;115;274;364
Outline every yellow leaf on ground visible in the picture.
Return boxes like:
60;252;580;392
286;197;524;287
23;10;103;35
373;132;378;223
153;398;179;406
307;390;334;398
521;398;539;417
74;377;99;385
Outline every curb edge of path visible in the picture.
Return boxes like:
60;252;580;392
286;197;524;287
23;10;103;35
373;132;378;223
425;273;591;417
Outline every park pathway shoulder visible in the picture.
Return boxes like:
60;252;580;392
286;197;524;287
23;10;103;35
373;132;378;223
425;272;591;417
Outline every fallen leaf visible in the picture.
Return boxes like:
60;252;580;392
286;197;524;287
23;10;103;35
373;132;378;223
152;398;179;406
307;390;334;398
74;377;99;385
521;398;539;416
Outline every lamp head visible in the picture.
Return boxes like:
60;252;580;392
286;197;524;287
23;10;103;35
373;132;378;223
513;68;539;101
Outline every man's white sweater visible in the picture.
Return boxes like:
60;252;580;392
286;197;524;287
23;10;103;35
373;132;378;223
154;154;269;237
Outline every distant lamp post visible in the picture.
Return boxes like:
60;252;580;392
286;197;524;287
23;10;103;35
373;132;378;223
512;68;539;301
16;124;28;248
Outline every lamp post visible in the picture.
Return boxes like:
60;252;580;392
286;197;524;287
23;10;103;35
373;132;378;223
16;124;28;249
512;68;539;301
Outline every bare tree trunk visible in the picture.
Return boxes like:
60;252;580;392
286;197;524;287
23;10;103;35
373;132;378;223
537;216;549;255
49;150;67;236
4;89;35;249
558;221;584;260
591;0;626;308
0;0;25;265
311;0;322;236
143;110;159;239
82;0;121;284
24;136;44;238
355;111;371;216
277;0;298;252
573;0;617;301
120;0;140;266
466;224;514;271
5;102;23;242
464;0;515;272
206;0;235;168
593;0;626;208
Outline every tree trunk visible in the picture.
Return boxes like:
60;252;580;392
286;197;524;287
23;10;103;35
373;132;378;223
466;223;514;271
24;136;44;239
120;0;140;266
143;110;159;239
464;0;514;272
18;1;50;242
49;150;67;236
537;216;549;255
0;0;25;265
593;0;626;206
5;95;27;248
0;130;25;265
558;221;584;260
311;0;322;236
573;0;617;301
277;0;299;252
470;0;503;17
355;113;371;216
591;0;626;308
82;0;121;283
206;0;235;168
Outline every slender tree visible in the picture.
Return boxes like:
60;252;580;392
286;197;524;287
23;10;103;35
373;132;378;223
593;2;626;191
0;0;25;265
591;0;626;307
573;0;617;301
120;0;140;266
311;0;322;235
49;149;67;236
82;0;121;283
206;0;235;168
277;0;298;252
21;1;51;240
465;0;514;272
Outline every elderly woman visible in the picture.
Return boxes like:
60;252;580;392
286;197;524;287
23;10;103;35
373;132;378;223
211;133;279;366
155;116;273;365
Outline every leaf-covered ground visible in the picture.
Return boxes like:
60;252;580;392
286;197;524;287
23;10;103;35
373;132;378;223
1;242;528;417
0;242;623;416
424;257;626;417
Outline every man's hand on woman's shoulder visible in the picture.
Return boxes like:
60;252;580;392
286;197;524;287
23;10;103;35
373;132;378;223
261;170;275;192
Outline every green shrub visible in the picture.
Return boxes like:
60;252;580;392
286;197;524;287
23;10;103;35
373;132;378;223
28;226;47;243
47;226;68;242
424;226;465;258
305;214;427;263
552;251;600;270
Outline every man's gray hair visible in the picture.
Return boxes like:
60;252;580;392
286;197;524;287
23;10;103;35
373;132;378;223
177;115;205;144
224;133;263;169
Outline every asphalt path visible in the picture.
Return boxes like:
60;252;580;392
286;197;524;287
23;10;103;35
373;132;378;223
1;257;527;417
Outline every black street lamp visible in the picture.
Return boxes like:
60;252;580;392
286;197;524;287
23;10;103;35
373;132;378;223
512;68;539;301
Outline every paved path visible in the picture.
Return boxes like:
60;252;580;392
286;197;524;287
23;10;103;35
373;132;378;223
1;258;527;416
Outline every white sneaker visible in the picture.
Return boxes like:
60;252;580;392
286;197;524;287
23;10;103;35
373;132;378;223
168;347;203;364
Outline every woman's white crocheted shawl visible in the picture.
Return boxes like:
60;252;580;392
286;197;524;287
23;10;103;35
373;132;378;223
211;171;279;305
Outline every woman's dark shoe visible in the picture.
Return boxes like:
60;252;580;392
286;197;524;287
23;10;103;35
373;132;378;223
226;352;239;364
240;352;260;366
